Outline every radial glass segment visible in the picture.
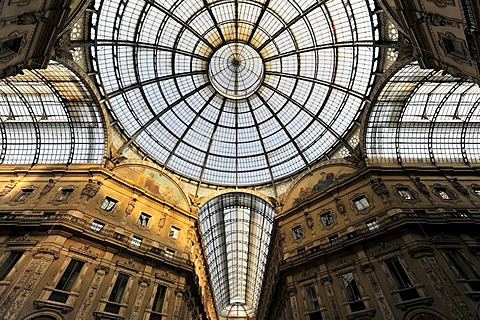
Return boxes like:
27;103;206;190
198;193;275;317
90;0;381;186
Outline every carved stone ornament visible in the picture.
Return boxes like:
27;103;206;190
304;211;314;228
370;177;390;203
335;197;346;214
0;179;17;197
451;178;469;196
414;177;430;197
39;179;56;197
116;258;140;272
426;0;455;7
69;245;98;259
372;242;401;258
80;179;102;200
32;247;60;259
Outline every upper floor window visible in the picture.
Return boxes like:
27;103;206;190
320;211;334;227
131;236;142;248
105;273;130;314
100;197;118;211
365;219;380;231
433;186;454;200
292;225;304;240
48;259;84;303
138;212;151;227
329;234;341;246
0;36;23;59
446;251;478;280
341;272;365;312
385;257;420;301
13;188;34;202
57;188;74;202
90;220;105;233
165;248;175;259
396;187;415;200
150;284;167;319
353;196;370;211
304;284;320;311
0;251;22;280
169;226;180;240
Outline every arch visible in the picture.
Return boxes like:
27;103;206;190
364;62;480;168
403;308;448;320
23;310;64;320
0;61;106;165
197;192;275;317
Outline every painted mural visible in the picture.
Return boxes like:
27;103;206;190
283;164;357;211
113;164;189;211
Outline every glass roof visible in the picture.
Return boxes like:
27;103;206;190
0;62;105;165
90;0;381;187
366;63;480;166
198;192;275;317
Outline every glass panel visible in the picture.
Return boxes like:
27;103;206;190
91;0;381;186
198;193;275;317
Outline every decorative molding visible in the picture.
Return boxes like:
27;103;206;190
116;259;140;272
32;247;60;259
331;257;355;272
393;184;418;203
69;245;98;259
372;243;401;258
408;246;434;258
130;278;149;320
77;266;109;320
363;266;395;320
426;0;454;7
350;193;374;215
34;299;74;313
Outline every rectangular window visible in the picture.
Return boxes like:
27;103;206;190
329;234;341;246
150;284;167;319
341;272;365;312
305;284;320;311
385;258;420;301
292;226;303;240
169;226;180;240
446;251;480;291
298;248;306;256
473;187;480;196
100;197;118;211
131;236;142;248
320;211;334;227
48;259;84;303
0;251;22;280
105;273;130;314
353;196;370;211
366;219;380;231
90;220;105;233
138;212;151;227
165;249;175;259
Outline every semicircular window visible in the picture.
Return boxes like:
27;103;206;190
197;192;275;318
90;0;381;186
0;61;105;164
366;62;480;167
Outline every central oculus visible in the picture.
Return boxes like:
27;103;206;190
208;43;264;99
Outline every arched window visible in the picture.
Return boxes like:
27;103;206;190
410;313;444;320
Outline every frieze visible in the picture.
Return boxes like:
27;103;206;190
331;257;355;272
408;246;434;258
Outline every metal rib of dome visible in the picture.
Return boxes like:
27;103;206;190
91;0;380;186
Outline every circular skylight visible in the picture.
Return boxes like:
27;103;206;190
209;43;264;99
91;0;381;186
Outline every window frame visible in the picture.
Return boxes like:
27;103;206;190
100;196;118;212
48;259;85;303
138;212;152;227
0;251;23;281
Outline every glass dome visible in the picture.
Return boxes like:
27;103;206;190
90;0;381;186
